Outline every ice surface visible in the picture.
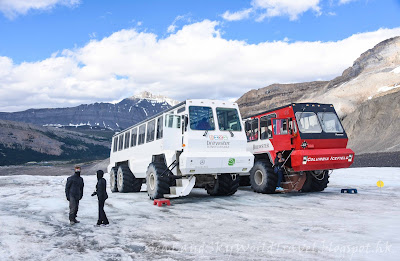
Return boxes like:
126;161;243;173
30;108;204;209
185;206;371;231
0;168;399;260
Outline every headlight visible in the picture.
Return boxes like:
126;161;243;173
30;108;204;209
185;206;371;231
302;156;308;165
348;154;353;162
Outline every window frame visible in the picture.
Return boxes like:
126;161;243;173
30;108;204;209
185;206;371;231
156;116;163;140
177;107;186;114
113;136;118;152
260;113;276;140
216;107;242;132
131;128;137;147
118;134;124;150
165;114;181;128
146;119;156;143
124;131;130;149
317;112;344;133
272;118;289;135
245;118;259;142
188;106;215;131
138;124;146;145
295;112;323;134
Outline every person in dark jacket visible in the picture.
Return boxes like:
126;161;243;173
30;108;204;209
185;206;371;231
274;152;285;192
91;170;109;226
65;166;84;225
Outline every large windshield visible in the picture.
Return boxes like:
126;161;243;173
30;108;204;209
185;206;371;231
216;108;242;131
317;112;343;133
189;106;215;130
295;112;322;133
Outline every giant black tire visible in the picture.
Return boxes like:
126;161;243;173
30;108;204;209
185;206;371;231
146;163;172;199
301;170;329;192
117;165;142;193
249;160;277;194
206;174;240;196
110;167;118;193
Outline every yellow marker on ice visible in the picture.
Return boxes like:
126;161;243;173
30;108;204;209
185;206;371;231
377;180;384;188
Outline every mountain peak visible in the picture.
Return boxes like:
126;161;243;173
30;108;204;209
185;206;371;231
129;91;180;106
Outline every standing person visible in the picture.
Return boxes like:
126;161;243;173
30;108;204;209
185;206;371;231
65;166;84;225
91;170;109;226
274;152;285;192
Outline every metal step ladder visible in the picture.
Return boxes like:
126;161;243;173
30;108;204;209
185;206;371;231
164;175;196;198
281;172;306;192
281;174;297;192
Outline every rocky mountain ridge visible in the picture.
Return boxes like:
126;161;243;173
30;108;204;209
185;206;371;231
237;36;400;119
0;119;110;165
0;91;178;131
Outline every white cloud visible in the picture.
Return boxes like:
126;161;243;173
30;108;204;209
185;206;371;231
221;8;252;21
167;24;177;33
0;0;80;19
166;14;190;33
339;0;358;4
1;20;400;111
221;0;321;21
253;0;321;21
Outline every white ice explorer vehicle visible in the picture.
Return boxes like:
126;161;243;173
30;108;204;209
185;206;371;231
107;99;254;199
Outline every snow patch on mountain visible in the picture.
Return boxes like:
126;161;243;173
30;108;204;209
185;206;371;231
392;66;400;74
130;91;180;106
377;84;400;93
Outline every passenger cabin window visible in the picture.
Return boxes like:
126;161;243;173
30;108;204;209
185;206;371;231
131;128;137;147
146;120;155;143
165;114;181;128
273;119;288;135
189;106;215;131
295;112;322;133
245;119;259;141
118;134;124;150
138;125;146;145
156;116;163;139
177;107;185;114
216;108;242;131
260;114;276;139
113;137;118;152
317;112;344;133
124;131;130;149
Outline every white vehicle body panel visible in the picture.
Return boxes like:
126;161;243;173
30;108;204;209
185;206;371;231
246;139;274;155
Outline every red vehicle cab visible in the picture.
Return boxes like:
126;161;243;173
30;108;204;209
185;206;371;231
243;103;355;193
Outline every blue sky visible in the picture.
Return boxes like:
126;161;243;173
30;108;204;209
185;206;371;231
0;0;399;111
1;0;399;63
